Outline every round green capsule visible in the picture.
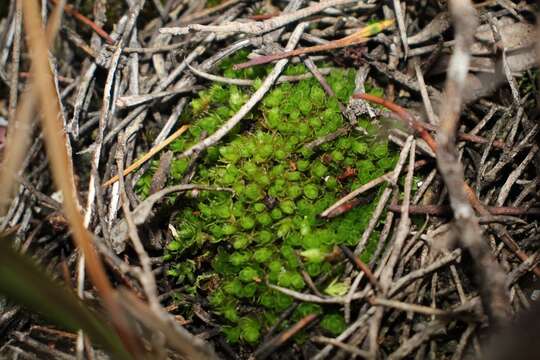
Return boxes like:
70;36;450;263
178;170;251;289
311;162;328;178
271;208;283;220
287;184;302;199
222;223;238;236
296;159;310;172
304;184;319;199
286;171;302;181
253;203;266;213
233;235;251;249
239;216;256;230
256;212;272;226
244;183;263;201
280;200;296;215
257;230;273;244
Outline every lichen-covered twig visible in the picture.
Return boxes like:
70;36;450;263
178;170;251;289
160;0;361;36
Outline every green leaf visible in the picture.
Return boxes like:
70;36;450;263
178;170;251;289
300;248;327;263
0;239;131;360
324;279;349;296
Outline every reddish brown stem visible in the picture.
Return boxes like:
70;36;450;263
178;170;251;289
353;93;439;150
49;0;114;44
339;245;381;290
388;204;540;217
354;93;507;149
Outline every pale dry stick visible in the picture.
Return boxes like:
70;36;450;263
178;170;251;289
412;169;436;205
451;324;477;360
392;0;409;57
436;0;510;328
176;22;308;160
380;140;416;292
69;63;97;138
312;337;371;358
387;320;447;360
496;145;538;206
83;42;124;228
188;63;334;86
414;60;437;125
115;87;197;109
68;1;125;138
106;27;141;229
369;192;399;269
389;249;462;298
370;297;450;317
160;0;359;35
79;42;125;338
116;131;161;312
469;106;497;136
268;284;368;304
343;271;365;322
349;64;375;119
488;15;520;106
320;173;390;218
482;124;538;184
103;125;189;188
85;0;145;217
352;136;414;257
20;0;138;356
369;306;384;359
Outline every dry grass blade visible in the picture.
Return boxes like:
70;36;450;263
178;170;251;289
0;0;65;216
20;0;140;355
103;125;190;188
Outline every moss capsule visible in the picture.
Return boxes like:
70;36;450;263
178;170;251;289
271;208;283;220
239;216;256;230
244;183;263;201
279;200;296;215
303;184;319;200
256;212;272;226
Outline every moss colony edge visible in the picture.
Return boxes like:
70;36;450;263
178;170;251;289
137;52;398;345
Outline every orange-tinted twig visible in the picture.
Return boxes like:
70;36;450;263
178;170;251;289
353;93;438;151
388;204;540;217
233;20;394;70
102;125;189;188
49;0;114;44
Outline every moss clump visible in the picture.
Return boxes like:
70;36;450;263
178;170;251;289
137;51;397;345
